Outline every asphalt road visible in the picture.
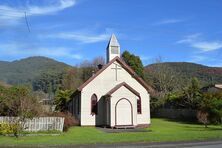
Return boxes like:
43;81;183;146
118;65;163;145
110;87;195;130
1;140;222;148
188;144;222;148
70;140;222;148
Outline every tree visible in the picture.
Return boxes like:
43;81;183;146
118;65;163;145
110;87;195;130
165;78;202;109
61;68;83;91
55;90;73;112
199;92;222;124
92;56;105;68
32;72;63;98
78;56;105;82
145;57;180;98
122;50;144;78
0;85;42;137
57;56;105;112
0;85;8;115
183;78;201;109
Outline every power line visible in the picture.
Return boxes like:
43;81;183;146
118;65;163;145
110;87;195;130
0;8;32;33
24;11;31;33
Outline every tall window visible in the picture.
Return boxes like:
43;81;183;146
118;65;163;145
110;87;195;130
137;97;142;114
91;94;98;115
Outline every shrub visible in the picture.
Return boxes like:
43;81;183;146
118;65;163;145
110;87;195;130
0;122;21;136
0;122;13;135
53;112;79;131
197;111;209;128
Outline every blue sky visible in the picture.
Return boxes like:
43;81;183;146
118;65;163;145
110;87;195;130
0;0;222;67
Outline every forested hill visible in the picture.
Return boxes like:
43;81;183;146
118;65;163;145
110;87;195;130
1;56;222;91
0;56;71;85
145;62;222;88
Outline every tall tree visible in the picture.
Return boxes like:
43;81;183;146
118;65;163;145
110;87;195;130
199;92;222;124
55;90;73;112
145;57;180;98
92;56;105;68
166;77;202;109
183;77;201;109
78;56;105;82
121;51;144;78
32;72;63;98
61;68;83;91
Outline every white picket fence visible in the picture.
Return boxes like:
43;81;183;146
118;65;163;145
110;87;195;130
0;117;64;132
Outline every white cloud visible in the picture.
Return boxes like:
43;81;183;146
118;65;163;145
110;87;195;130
177;33;222;52
177;33;202;44
27;0;76;15
0;42;82;60
43;31;110;43
0;0;76;25
154;18;185;25
191;41;222;52
189;55;207;63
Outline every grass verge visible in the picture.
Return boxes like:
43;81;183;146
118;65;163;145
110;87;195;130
0;118;221;145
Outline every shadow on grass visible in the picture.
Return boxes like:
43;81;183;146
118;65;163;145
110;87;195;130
155;118;222;131
96;127;152;133
183;126;222;131
158;118;199;125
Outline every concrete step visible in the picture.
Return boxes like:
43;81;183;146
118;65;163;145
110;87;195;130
114;125;135;129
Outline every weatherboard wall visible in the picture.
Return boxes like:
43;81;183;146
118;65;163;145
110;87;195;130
80;61;150;126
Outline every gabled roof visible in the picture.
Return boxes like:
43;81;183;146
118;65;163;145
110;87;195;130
106;82;140;97
107;34;120;47
215;84;222;89
77;56;154;94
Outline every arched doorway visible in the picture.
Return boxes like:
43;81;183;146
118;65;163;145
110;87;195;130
115;98;133;126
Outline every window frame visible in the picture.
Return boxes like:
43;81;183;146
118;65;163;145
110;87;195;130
91;94;98;115
137;97;142;114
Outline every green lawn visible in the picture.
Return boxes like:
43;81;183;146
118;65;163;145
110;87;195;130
0;118;222;146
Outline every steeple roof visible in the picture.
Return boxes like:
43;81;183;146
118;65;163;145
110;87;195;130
107;34;120;47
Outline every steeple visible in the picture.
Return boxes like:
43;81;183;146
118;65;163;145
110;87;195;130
106;34;120;63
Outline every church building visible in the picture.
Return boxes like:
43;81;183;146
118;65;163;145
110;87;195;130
68;34;151;128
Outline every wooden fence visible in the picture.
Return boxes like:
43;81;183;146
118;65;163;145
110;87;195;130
0;117;64;132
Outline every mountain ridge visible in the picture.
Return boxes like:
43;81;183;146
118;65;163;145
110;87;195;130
0;56;221;88
0;56;72;85
145;61;222;88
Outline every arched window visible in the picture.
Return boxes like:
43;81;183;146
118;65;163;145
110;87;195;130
91;94;98;115
137;97;142;114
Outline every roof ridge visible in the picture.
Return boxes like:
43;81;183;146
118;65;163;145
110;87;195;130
106;82;140;97
77;56;154;94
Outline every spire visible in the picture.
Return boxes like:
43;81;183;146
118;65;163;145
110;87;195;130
106;34;121;63
107;34;120;47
